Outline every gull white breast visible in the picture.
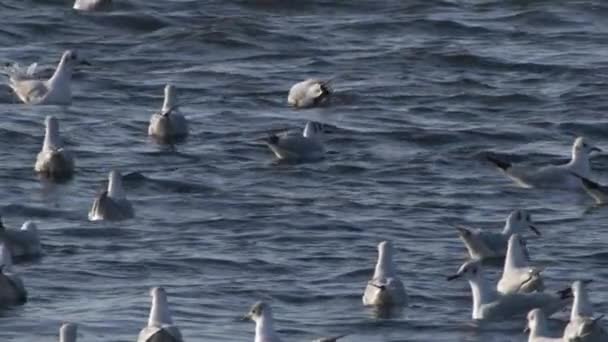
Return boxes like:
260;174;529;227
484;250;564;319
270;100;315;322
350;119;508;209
35;116;75;180
7;50;89;105
137;287;183;342
287;79;331;109
487;137;601;189
148;84;189;142
88;170;134;221
362;241;407;307
0;217;41;259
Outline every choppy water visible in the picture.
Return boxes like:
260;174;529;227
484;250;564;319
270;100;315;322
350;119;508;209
1;0;608;341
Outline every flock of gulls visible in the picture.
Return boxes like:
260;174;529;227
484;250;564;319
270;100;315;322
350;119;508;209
1;1;607;342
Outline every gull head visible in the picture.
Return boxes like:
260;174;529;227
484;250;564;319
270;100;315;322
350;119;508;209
150;286;167;299
303;121;326;138
506;210;540;236
307;81;331;102
572;280;593;296
162;84;177;114
447;260;482;281
378;241;393;257
60;322;78;342
524;308;545;334
107;170;126;199
60;50;90;68
573;137;601;156
245;301;271;322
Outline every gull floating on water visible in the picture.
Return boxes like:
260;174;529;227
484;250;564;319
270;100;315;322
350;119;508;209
137;287;183;342
245;301;346;342
487;137;601;189
524;309;563;342
456;209;540;260
35;116;75;180
88;170;134;221
563;280;608;342
287;79;331;109
7;50;89;105
362;241;407;307
0;217;41;259
73;0;112;11
262;121;326;162
497;234;544;294
0;243;27;306
148;84;189;142
447;260;570;320
59;323;78;342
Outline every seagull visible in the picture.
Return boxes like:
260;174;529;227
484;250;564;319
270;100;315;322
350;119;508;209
59;323;78;342
456;209;540;260
262;121;326;162
148;84;188;142
524;309;563;342
88;170;134;221
447;260;571;320
73;0;112;11
0;217;41;259
487;137;601;189
35;116;75;180
0;243;27;306
563;280;608;342
7;50;89;105
362;241;407;307
287;79;331;109
497;234;544;294
137;287;183;342
245;301;346;342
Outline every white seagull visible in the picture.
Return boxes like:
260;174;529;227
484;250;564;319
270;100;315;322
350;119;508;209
447;260;571;320
487;137;601;189
7;50;89;105
287;79;331;109
0;217;41;259
137;287;183;342
362;241;407;307
0;243;27;306
35;116;75;180
263;121;326;162
563;280;608;342
148;84;188;142
456;209;540;260
59;323;78;342
524;309;563;342
497;234;544;294
245;301;346;342
73;0;112;11
88;170;134;221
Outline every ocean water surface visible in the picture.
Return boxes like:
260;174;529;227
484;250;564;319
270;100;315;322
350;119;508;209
1;0;608;341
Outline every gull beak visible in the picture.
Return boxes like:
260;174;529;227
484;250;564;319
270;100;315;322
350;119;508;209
529;225;541;236
446;274;460;281
242;313;252;321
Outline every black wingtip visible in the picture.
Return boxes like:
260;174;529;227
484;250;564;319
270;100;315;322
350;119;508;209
579;175;600;190
266;134;279;145
557;287;573;300
486;155;511;171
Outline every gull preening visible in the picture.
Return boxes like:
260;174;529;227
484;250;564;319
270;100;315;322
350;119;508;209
362;241;407;307
456;209;540;260
487;137;601;189
73;0;112;11
447;260;570;320
88;170;134;221
564;280;607;342
7;50;89;105
59;323;78;342
262;121;326;162
35;116;75;180
137;287;183;342
245;301;346;342
524;309;562;342
0;217;41;259
148;84;189;142
497;234;544;294
287;79;331;109
0;243;27;306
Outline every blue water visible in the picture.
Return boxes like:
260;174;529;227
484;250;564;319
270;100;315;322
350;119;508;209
1;0;608;341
